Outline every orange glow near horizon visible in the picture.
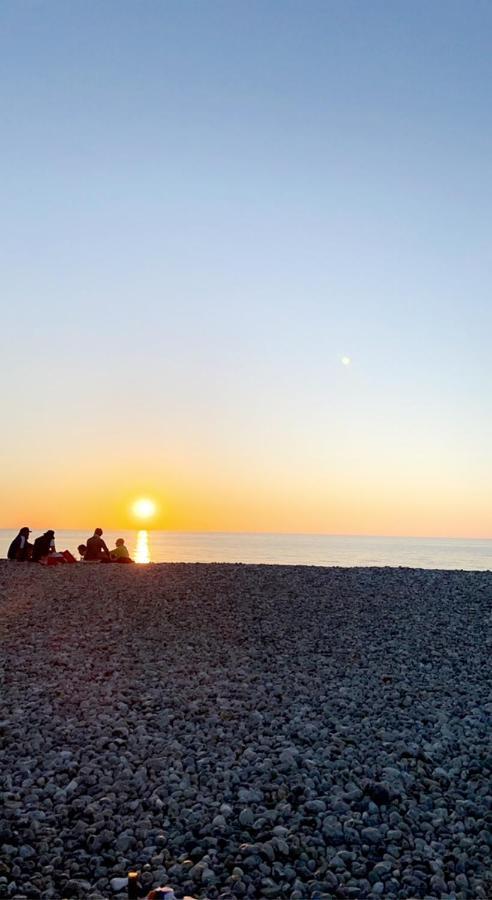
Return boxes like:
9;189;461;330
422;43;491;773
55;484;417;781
2;459;492;540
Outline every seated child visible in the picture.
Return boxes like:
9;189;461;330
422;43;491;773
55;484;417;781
111;538;134;563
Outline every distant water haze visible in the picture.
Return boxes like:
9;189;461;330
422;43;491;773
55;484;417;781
1;531;491;571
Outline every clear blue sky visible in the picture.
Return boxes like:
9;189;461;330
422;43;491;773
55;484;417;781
1;1;492;535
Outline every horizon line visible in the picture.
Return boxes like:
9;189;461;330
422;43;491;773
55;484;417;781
1;526;491;543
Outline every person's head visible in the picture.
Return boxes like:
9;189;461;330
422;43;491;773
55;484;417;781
78;544;87;556
19;527;31;538
116;538;125;547
46;530;55;539
94;528;103;537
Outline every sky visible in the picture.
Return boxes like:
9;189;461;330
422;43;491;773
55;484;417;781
1;0;492;537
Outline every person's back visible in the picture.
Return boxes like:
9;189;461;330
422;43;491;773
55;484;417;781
7;527;31;561
85;528;110;561
85;535;106;560
32;531;55;562
7;538;19;561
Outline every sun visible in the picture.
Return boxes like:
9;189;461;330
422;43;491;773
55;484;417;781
132;497;157;521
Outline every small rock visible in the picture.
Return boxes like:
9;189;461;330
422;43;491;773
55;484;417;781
110;877;129;892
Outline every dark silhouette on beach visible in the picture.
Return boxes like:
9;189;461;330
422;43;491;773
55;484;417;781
7;527;32;561
111;538;134;564
32;530;56;562
84;528;111;562
6;526;137;565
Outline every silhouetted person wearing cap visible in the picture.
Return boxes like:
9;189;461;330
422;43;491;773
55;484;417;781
7;527;32;561
85;528;111;562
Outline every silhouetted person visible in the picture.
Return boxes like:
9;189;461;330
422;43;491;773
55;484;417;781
78;544;87;560
85;528;111;561
7;527;32;561
32;530;56;562
111;538;134;563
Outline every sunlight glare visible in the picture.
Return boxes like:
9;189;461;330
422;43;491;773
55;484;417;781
132;497;156;520
134;529;150;564
341;356;351;366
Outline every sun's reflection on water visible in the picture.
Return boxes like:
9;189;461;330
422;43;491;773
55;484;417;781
134;529;151;564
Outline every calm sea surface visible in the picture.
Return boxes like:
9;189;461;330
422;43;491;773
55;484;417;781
0;530;491;570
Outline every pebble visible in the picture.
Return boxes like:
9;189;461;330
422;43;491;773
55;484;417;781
238;808;254;827
1;562;491;898
109;877;128;892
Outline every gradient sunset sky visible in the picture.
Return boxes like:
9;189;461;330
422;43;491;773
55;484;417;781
2;1;492;536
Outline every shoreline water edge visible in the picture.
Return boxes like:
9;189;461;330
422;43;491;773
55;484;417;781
1;530;492;570
0;562;490;899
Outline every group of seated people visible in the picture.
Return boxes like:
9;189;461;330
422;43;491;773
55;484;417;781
7;527;134;565
78;528;134;564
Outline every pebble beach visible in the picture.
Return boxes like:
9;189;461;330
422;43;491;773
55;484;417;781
0;562;491;900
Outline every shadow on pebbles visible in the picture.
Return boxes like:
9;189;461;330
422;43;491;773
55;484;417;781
0;562;491;899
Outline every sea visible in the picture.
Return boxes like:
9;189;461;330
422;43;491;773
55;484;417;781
0;530;491;570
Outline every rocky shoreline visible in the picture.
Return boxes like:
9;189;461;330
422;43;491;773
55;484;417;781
1;562;491;899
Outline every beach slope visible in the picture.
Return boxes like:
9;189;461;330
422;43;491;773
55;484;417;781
0;562;491;898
